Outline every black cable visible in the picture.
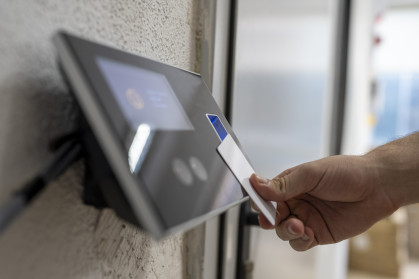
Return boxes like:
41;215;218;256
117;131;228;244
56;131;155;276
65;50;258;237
0;140;82;234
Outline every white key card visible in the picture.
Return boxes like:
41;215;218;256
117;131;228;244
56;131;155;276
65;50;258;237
217;134;276;225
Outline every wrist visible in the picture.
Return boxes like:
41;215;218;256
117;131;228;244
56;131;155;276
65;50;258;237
364;133;419;210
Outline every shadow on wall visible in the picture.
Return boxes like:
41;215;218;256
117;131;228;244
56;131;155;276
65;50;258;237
0;43;77;203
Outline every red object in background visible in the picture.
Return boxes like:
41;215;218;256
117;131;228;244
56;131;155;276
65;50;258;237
374;36;382;46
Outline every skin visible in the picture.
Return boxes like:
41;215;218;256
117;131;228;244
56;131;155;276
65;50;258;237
250;132;419;251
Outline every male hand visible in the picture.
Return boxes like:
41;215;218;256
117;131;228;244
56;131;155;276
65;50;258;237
250;155;396;251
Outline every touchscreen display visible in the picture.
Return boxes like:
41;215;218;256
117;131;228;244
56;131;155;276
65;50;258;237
96;56;193;131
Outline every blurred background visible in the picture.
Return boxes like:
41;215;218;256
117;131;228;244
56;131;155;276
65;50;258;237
231;0;419;278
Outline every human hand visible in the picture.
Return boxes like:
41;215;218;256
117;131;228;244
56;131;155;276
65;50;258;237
250;155;397;251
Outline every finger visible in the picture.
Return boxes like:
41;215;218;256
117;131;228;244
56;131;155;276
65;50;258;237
250;199;261;213
275;217;305;241
258;203;281;229
276;201;291;223
289;226;316;251
250;173;278;201
258;201;290;230
258;214;276;230
251;164;320;202
250;172;294;202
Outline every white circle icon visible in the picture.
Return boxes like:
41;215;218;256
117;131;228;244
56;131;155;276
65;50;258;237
172;158;193;186
189;156;208;181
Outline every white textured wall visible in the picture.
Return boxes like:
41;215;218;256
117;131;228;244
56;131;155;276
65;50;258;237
0;0;205;278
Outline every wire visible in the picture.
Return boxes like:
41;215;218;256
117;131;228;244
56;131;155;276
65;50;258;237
0;140;82;234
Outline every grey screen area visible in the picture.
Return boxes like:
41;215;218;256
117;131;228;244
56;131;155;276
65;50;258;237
95;56;194;132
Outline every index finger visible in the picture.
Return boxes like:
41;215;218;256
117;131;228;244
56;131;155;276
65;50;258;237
258;201;291;229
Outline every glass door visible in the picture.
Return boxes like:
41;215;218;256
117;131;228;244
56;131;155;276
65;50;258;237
231;0;340;278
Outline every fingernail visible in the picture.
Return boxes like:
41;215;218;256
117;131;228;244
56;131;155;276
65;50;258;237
302;234;309;241
255;174;269;186
287;224;297;236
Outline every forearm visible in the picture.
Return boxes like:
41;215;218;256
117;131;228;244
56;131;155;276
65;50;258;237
364;132;419;209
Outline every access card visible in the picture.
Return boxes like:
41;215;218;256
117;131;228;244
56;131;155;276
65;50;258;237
217;134;276;225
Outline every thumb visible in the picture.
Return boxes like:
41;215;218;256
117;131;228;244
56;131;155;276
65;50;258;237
250;166;312;202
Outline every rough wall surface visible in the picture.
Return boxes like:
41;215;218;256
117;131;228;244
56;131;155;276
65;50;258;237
0;0;205;278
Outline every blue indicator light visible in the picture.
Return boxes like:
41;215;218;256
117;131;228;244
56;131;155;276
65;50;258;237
207;114;228;141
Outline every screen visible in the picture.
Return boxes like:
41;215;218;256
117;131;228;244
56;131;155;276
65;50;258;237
96;57;193;131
